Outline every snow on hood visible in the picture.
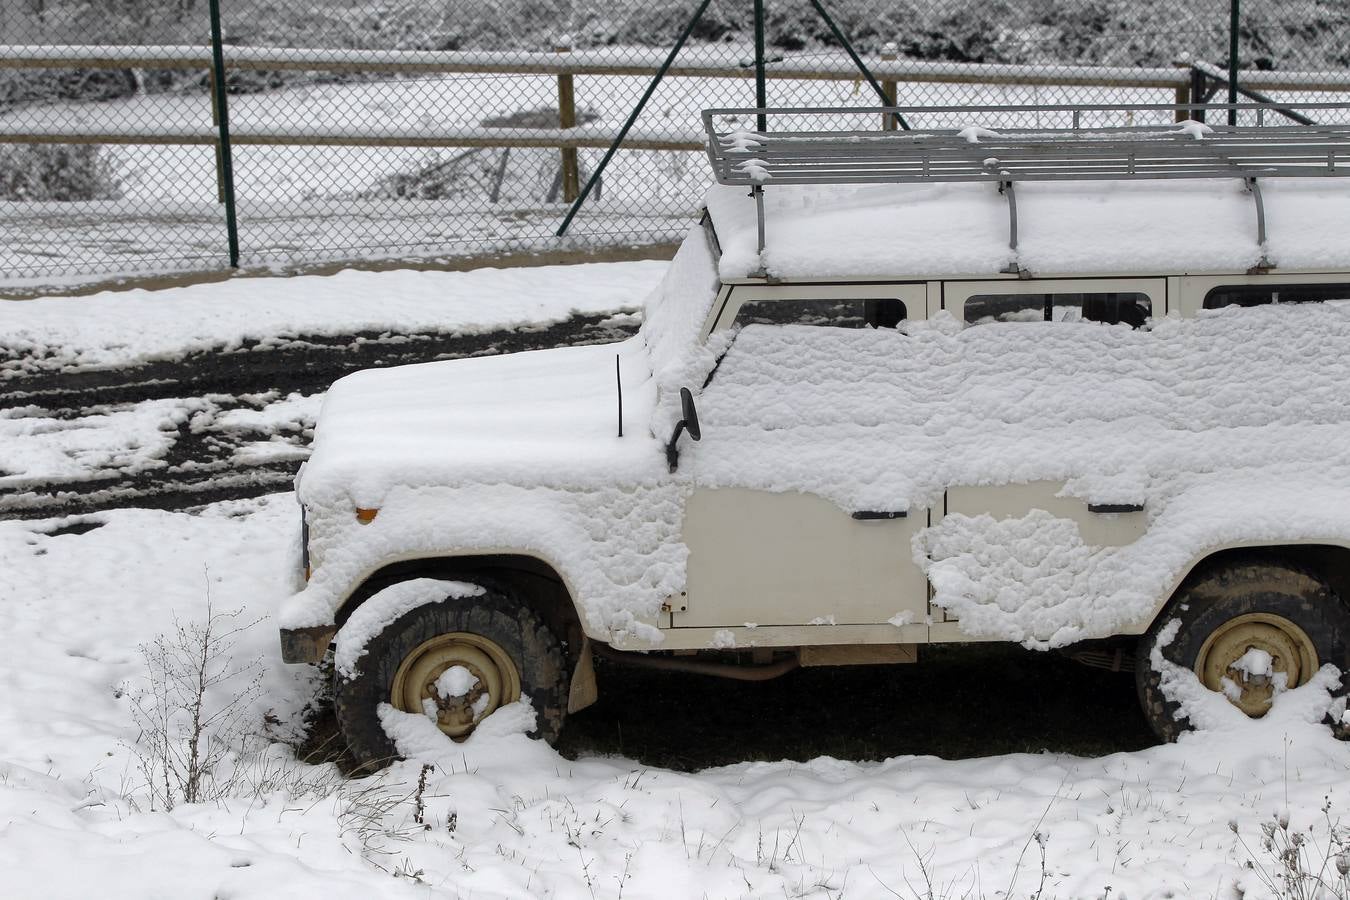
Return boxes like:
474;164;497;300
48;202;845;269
297;336;661;509
298;227;724;512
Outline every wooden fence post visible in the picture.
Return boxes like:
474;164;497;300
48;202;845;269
1172;55;1192;123
555;36;580;204
880;42;897;131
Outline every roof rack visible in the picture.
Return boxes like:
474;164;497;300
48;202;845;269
701;103;1350;273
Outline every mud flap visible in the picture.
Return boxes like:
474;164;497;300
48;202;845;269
567;637;598;713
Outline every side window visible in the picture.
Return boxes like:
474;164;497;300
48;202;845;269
735;297;907;329
1204;283;1350;309
964;292;1152;328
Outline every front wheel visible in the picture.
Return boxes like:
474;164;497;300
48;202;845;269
1136;560;1350;742
334;581;568;771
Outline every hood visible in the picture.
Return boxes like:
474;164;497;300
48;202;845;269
298;336;663;508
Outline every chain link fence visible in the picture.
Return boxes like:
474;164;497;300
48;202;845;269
0;0;1347;282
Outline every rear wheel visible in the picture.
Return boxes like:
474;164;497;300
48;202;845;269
1136;561;1350;742
335;581;568;770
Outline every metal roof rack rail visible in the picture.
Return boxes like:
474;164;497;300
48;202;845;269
702;103;1350;274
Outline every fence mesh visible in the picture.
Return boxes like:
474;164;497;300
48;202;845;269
0;0;1347;281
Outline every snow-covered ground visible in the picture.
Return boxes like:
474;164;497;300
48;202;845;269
1;260;663;376
1;495;1347;899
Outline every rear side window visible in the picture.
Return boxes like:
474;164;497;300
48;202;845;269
964;292;1152;328
1203;283;1350;309
736;297;907;329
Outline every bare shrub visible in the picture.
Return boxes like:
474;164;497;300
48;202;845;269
1232;799;1350;900
0;144;122;201
125;578;264;811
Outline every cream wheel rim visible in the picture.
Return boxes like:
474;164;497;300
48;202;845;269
391;632;521;739
1194;612;1318;718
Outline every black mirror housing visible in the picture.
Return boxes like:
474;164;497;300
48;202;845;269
666;388;703;472
680;387;701;442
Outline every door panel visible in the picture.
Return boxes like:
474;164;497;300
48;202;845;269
946;482;1147;548
935;481;1148;624
676;488;930;629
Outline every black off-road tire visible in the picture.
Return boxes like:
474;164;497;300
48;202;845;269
335;580;568;771
1136;560;1350;743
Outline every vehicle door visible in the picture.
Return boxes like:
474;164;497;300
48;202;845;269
931;278;1162;637
671;283;932;634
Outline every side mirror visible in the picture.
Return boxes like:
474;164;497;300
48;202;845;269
680;386;701;442
666;387;702;471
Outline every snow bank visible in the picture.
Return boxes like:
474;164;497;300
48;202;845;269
0;391;319;491
0;398;203;487
704;178;1350;280
0;260;665;376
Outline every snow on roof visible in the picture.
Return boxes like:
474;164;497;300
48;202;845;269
705;178;1350;281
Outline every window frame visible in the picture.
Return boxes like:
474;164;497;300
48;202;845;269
1202;281;1350;310
944;278;1167;326
708;283;928;334
1175;272;1350;318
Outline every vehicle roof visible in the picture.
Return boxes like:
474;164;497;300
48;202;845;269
703;178;1350;283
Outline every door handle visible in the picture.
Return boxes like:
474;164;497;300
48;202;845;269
851;510;907;520
1087;502;1144;514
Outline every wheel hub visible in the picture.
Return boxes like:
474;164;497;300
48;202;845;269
1194;613;1319;718
391;632;521;739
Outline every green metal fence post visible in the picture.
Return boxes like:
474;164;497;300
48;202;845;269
208;0;240;268
1228;0;1240;126
754;0;767;131
881;42;898;130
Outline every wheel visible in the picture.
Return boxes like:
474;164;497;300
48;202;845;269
1136;560;1350;742
335;580;568;770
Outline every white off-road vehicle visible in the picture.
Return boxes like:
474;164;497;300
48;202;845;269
282;104;1350;767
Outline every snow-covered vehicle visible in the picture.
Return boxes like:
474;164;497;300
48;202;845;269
282;105;1350;767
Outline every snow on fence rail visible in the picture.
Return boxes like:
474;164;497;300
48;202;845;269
0;44;1189;86
8;44;1350;90
2;43;1349;284
0;121;704;151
